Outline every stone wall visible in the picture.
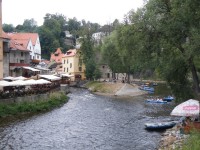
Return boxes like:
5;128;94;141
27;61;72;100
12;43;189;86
0;93;50;104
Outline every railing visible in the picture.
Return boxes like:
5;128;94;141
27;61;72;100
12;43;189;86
9;63;29;66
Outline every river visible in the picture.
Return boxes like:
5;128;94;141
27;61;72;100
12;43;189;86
0;87;176;150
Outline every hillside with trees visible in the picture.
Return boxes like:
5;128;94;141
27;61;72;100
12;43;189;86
3;0;200;101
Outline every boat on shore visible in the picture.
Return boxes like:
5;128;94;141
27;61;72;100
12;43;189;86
146;98;167;104
139;85;155;92
145;121;177;130
163;96;174;102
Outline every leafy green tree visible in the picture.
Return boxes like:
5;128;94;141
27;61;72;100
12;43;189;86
101;31;124;75
94;67;102;80
3;24;15;32
80;31;98;80
38;13;69;58
15;18;38;32
121;0;200;100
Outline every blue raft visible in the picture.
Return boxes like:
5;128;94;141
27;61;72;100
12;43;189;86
163;96;174;102
145;121;177;130
146;99;167;104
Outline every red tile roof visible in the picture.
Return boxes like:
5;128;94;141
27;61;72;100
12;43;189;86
63;49;77;57
9;39;29;51
2;31;10;39
50;48;65;63
7;32;39;46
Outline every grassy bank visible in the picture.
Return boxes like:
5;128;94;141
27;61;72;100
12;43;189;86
0;92;68;117
181;130;200;150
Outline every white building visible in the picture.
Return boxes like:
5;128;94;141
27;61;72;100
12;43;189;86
7;33;41;63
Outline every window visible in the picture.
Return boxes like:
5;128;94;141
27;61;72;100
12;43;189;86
64;67;65;72
21;52;23;57
20;60;24;63
70;63;72;68
79;67;82;71
67;59;68;64
64;60;66;64
37;55;39;59
67;68;68;72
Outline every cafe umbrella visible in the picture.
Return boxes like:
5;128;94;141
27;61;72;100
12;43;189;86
170;99;199;117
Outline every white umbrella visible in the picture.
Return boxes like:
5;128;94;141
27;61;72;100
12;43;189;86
0;80;11;87
13;76;27;81
170;99;200;117
3;76;14;81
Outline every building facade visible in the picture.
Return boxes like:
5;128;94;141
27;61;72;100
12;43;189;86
62;49;86;81
9;39;30;77
7;33;41;66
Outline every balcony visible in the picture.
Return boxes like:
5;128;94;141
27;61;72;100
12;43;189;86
31;59;40;64
9;63;29;67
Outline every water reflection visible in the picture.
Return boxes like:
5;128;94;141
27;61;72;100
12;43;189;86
0;87;176;150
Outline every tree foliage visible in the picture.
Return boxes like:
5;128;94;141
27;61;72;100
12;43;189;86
99;0;200;100
15;18;38;32
3;24;15;32
80;30;101;80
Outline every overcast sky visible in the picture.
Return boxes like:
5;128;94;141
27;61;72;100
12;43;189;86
2;0;144;26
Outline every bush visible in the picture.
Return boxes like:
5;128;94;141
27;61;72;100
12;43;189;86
0;92;68;117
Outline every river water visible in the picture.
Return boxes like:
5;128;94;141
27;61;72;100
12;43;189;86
0;87;177;150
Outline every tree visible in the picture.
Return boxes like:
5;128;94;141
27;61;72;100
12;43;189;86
15;18;38;32
80;30;98;80
38;13;68;59
101;31;124;75
3;24;15;32
126;0;200;100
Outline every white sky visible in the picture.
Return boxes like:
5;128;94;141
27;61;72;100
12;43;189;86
2;0;144;26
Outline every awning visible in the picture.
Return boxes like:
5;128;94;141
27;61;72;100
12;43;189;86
35;66;50;71
22;66;40;72
3;76;15;81
60;74;74;77
0;80;12;86
39;75;61;81
13;76;27;81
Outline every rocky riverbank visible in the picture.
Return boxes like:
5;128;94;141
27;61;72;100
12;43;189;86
158;125;189;150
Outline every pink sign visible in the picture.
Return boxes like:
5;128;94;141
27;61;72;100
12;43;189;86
183;105;199;110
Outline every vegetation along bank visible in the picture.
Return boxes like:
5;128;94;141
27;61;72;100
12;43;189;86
0;92;68;118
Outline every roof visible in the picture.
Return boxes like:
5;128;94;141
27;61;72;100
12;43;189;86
50;48;65;63
22;66;41;72
63;49;77;58
39;75;61;81
9;39;29;51
2;31;10;39
0;79;51;87
7;33;39;46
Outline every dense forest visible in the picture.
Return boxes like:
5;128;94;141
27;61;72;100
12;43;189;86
3;14;116;59
3;0;200;101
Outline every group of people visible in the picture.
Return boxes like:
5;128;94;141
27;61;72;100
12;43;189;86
178;116;200;134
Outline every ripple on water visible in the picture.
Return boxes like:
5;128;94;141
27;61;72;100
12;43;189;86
0;88;175;150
